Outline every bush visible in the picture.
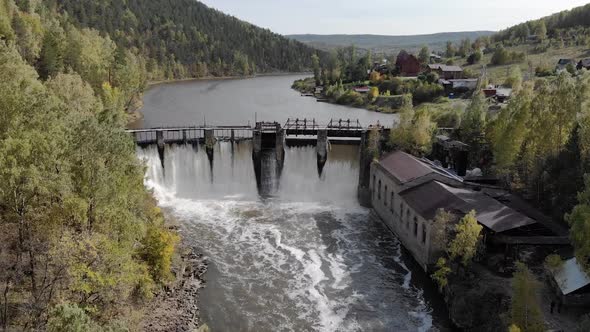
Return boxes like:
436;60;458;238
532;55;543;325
413;82;444;104
535;63;554;77
47;304;99;332
467;51;482;65
544;254;563;273
491;46;525;66
336;90;365;107
141;222;180;284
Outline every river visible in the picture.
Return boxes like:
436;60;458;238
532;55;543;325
136;75;451;331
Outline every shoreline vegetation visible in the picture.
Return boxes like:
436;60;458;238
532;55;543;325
146;72;311;88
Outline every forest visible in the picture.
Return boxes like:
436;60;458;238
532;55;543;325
0;0;182;330
494;3;590;43
47;0;320;79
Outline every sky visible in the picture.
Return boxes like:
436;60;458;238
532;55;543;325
198;0;590;35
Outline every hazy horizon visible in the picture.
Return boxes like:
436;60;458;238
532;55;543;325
199;0;590;35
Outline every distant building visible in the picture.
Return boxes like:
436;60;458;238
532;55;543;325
556;59;575;73
395;50;421;77
440;78;478;93
353;86;370;94
483;86;513;102
526;35;540;44
427;64;464;80
429;53;442;63
370;150;547;272
578;58;590;70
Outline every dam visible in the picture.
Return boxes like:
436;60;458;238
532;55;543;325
134;75;451;331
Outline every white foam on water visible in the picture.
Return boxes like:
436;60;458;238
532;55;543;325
137;144;439;332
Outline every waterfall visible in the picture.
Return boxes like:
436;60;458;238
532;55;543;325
136;142;440;332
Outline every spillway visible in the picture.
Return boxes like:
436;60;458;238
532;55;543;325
137;142;446;331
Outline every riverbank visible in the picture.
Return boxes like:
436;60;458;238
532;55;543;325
139;230;208;332
292;76;404;114
147;72;311;88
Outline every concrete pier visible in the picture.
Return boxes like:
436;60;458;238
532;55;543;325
316;129;328;176
357;130;381;207
156;130;165;168
204;129;216;178
182;130;188;144
275;128;285;176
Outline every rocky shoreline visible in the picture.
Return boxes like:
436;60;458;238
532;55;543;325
140;244;208;332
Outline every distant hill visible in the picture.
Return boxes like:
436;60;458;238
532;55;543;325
287;31;496;54
53;0;320;77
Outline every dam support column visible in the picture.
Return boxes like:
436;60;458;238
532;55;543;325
316;129;328;177
182;130;188;145
205;129;216;180
156;130;165;169
252;129;263;194
357;129;380;208
275;128;285;179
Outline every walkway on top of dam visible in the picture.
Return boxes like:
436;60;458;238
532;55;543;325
126;118;380;146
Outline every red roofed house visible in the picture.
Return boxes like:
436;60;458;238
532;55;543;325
395;50;421;77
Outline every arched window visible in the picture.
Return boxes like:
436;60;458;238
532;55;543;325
372;175;376;199
384;186;388;206
378;180;381;200
413;217;418;237
422;224;427;244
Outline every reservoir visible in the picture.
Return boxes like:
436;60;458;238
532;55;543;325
137;75;451;331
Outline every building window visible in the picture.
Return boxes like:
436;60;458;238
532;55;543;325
378;180;381;200
406;210;410;229
390;192;394;213
400;202;404;220
372;175;376;199
413;217;418;237
422;224;427;244
384;186;388;206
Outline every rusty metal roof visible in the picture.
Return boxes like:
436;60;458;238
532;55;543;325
400;181;537;233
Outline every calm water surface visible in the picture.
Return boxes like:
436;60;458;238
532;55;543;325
137;75;450;331
134;75;397;127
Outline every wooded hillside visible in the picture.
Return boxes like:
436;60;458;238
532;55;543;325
50;0;320;79
494;3;590;42
0;0;181;330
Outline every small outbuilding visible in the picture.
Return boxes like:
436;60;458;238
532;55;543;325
550;258;590;306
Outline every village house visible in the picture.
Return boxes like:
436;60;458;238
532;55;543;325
427;64;464;80
395;50;421;77
370;150;550;272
